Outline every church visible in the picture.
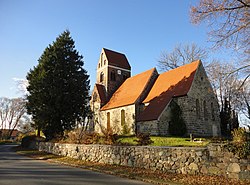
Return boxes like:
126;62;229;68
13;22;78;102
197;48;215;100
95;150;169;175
90;48;221;137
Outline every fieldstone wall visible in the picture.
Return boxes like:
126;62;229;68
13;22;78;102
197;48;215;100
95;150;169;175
177;63;221;137
99;104;136;135
33;142;250;180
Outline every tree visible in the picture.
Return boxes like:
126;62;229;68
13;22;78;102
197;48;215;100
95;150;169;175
206;61;239;110
190;0;250;86
168;100;187;136
157;43;208;71
234;79;250;126
220;97;239;136
191;0;249;53
26;30;90;140
205;61;249;133
0;97;26;139
18;121;35;135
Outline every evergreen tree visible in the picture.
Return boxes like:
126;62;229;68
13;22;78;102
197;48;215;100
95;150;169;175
168;100;187;137
220;98;239;137
26;30;90;140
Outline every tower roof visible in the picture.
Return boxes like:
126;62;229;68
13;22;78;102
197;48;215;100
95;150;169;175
103;48;131;70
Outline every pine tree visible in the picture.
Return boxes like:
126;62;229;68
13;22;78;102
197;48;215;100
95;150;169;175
220;98;239;137
26;30;90;140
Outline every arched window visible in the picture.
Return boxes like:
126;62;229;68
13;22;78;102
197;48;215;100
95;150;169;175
93;92;97;102
196;99;200;119
110;71;116;81
100;72;104;82
203;100;207;120
123;75;128;80
121;110;125;126
211;102;215;121
101;53;103;66
107;112;111;131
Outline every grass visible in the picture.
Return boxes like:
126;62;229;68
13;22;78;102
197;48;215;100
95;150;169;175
117;136;210;147
14;146;250;185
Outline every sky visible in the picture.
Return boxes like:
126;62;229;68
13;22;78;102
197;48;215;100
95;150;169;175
0;0;233;98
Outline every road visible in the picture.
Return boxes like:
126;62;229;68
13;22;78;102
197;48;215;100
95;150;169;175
0;145;152;185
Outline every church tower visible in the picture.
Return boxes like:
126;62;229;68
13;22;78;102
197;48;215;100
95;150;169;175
96;48;131;100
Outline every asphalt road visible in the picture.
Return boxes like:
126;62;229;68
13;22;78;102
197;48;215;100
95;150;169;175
0;145;152;185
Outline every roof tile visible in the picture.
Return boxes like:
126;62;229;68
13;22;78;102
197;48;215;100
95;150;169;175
101;68;157;110
137;61;200;122
103;48;131;70
95;84;107;104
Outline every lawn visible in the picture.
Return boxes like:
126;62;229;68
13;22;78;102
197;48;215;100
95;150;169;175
117;136;210;147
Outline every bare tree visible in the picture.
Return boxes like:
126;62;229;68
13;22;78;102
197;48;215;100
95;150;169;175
157;43;208;71
191;0;250;52
206;60;241;110
13;78;29;96
190;0;250;86
0;97;10;130
206;60;250;130
18;120;35;135
235;79;250;120
0;97;27;139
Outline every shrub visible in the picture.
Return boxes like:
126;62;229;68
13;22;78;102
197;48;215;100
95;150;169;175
104;133;119;145
21;135;44;148
82;132;100;144
225;141;250;159
122;123;131;135
134;133;153;146
168;100;187;136
224;128;250;158
231;128;247;145
64;129;100;144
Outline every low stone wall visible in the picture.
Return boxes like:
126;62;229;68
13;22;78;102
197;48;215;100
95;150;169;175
34;142;250;180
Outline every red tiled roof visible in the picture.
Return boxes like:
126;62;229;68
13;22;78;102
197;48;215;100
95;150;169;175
101;68;157;110
137;61;200;122
103;48;131;70
0;129;20;137
95;84;107;104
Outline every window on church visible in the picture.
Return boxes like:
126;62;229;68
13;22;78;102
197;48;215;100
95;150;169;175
101;53;103;66
211;102;215;121
110;71;116;81
93;92;97;102
98;63;100;68
104;60;106;65
196;99;200;119
121;110;125;126
107;112;111;131
100;72;104;82
204;100;207;120
123;75;128;80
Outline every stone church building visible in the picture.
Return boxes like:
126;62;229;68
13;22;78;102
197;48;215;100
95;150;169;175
90;48;221;137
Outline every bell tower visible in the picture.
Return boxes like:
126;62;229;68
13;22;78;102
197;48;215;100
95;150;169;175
96;48;131;100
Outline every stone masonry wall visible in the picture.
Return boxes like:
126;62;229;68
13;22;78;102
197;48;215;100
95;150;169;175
34;142;250;180
184;63;221;137
97;105;136;135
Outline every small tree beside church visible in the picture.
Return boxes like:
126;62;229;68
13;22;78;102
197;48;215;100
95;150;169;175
26;30;90;140
169;100;187;136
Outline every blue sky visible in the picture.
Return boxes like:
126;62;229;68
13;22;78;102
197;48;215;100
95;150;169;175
0;0;231;98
